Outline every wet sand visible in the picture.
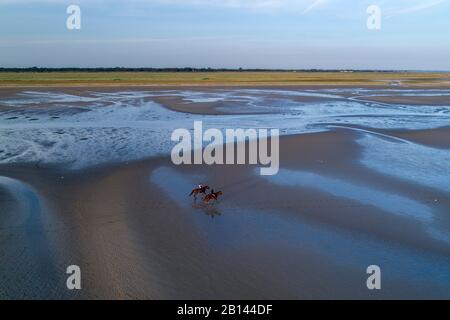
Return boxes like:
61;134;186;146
1;87;450;299
1;128;450;299
381;126;450;149
354;95;450;106
150;92;345;115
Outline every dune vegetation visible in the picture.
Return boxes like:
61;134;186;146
0;71;449;87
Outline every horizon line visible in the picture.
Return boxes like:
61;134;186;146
1;67;449;73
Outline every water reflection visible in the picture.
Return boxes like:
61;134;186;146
150;166;450;294
192;202;222;218
358;133;450;194
259;168;433;222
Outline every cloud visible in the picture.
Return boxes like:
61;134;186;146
302;0;329;13
3;0;445;18
0;0;330;12
387;0;446;18
149;0;324;12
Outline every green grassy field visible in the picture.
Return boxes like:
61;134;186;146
1;71;449;87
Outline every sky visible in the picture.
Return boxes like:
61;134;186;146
0;0;449;70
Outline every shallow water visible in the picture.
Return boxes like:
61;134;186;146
259;168;433;222
358;133;450;194
1;88;450;170
151;166;450;297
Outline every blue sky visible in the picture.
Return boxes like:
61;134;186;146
1;0;449;70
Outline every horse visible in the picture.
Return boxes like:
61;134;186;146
203;191;223;204
189;185;210;199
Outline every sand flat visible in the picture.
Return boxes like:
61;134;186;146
1;87;450;299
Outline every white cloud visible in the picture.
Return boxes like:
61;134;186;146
387;0;446;18
303;0;329;13
151;0;328;12
0;0;331;12
1;0;445;18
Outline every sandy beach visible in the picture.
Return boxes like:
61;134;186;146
1;87;449;299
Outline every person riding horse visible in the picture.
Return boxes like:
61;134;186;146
203;189;223;204
189;184;210;199
190;184;222;204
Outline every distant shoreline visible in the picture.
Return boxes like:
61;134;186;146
2;68;450;72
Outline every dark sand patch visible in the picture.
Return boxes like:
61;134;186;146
151;95;228;115
383;126;450;149
321;124;450;150
151;92;346;115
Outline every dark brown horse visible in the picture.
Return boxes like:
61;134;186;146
189;185;210;199
203;190;223;204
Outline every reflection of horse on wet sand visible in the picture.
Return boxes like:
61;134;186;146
192;202;222;218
